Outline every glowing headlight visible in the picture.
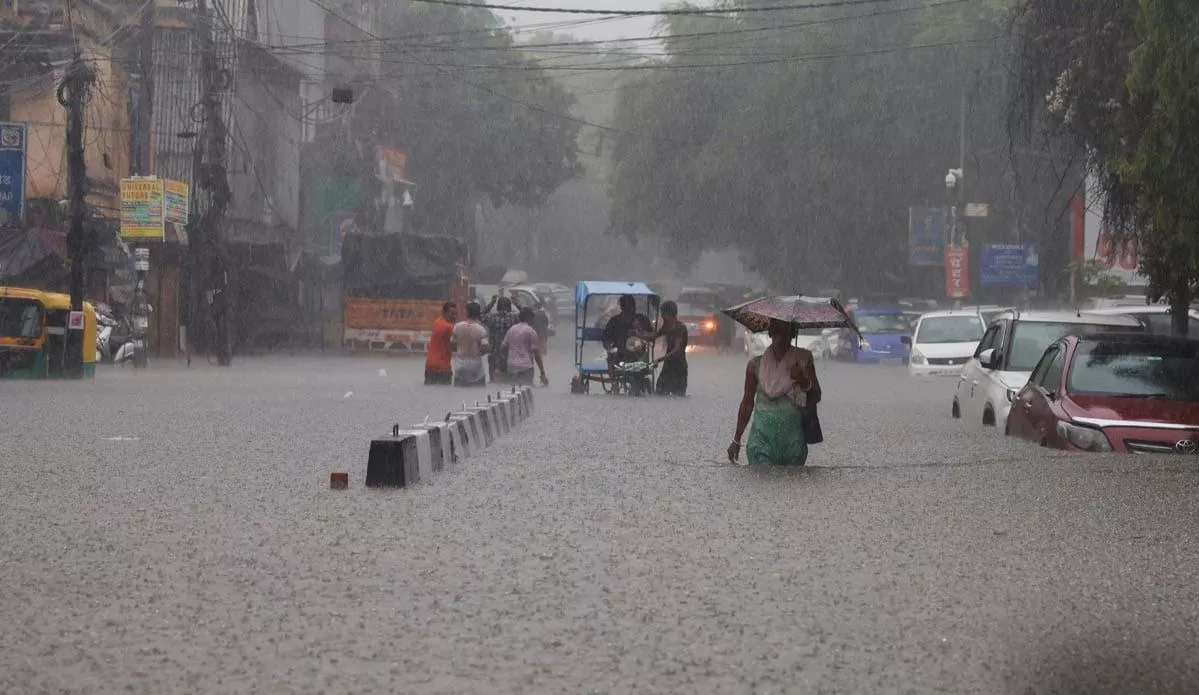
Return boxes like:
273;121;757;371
1055;421;1113;452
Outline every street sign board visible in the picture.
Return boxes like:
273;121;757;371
120;177;165;239
0;122;27;225
981;242;1039;287
909;207;946;266
945;244;970;298
164;179;190;225
68;311;85;330
964;203;989;218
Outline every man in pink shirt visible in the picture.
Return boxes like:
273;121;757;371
501;307;549;386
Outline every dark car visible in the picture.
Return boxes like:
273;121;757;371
675;302;721;347
1006;332;1199;453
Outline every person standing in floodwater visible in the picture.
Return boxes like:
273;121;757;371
502;306;549;386
425;301;456;385
728;319;821;466
650;300;688;396
451;301;489;387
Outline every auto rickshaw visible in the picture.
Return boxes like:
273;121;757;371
0;287;97;378
570;281;660;395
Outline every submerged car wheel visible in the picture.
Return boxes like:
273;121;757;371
982;407;995;427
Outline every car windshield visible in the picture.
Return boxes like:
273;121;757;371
915;316;984;344
674;303;710;317
1008;321;1142;371
0;298;43;339
1068;340;1199;400
856;313;910;334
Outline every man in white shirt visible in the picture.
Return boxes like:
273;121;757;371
451;301;489;386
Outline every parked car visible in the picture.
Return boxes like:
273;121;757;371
952;310;1144;432
903;309;986;377
1006;332;1199;453
836;306;912;364
1087;304;1199;335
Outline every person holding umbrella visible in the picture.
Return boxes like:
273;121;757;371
723;296;849;466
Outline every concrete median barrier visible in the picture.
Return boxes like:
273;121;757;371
363;386;535;489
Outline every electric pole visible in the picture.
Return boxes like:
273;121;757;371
59;52;94;378
133;0;154;176
196;0;232;366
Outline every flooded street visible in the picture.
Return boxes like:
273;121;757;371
3;344;1198;693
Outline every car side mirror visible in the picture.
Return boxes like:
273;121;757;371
900;336;912;346
978;348;997;369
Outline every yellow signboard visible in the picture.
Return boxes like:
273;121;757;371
120;177;165;239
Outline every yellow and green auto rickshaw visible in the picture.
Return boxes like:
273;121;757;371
0;287;96;378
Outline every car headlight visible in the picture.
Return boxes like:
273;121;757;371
910;350;926;365
1055;421;1113;452
1006;388;1018;403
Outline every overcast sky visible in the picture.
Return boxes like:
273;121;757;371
501;0;670;43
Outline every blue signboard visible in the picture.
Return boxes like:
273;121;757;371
0;122;27;225
981;243;1040;286
908;207;946;266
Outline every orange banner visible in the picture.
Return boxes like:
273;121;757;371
344;298;442;331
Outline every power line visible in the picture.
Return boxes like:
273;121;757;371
400;0;907;16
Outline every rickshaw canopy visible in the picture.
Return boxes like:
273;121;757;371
575;281;658;306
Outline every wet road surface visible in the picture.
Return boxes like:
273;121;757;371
2;344;1198;693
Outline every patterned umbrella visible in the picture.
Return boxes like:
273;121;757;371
722;295;858;334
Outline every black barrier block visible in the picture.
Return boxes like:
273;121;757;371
448;416;476;456
366;435;420;488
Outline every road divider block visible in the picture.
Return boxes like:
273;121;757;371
359;386;535;490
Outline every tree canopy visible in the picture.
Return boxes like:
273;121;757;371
605;0;1063;297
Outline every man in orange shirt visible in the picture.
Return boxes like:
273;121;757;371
424;302;456;385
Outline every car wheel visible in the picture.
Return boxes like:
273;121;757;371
982;407;995;427
951;399;961;419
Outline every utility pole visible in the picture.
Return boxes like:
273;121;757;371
133;0;154;176
59;52;94;378
196;0;232;366
129;0;156;369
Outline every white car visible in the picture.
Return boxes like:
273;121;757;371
952;310;1144;432
905;310;986;377
745;328;829;359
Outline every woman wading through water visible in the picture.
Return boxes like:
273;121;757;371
728;319;821;466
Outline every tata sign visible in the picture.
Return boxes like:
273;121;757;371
0;122;27;225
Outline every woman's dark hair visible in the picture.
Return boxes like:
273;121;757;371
518;306;535;323
661;300;678;317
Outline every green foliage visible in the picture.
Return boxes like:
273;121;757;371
351;2;582;237
605;0;1064;293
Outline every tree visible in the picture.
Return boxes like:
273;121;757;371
1012;0;1199;333
325;2;582;248
606;0;1067;297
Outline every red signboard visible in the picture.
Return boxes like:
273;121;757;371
945;244;970;298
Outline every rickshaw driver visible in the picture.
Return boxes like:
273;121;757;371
602;294;653;373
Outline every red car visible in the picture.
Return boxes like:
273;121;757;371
1006;332;1199;453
